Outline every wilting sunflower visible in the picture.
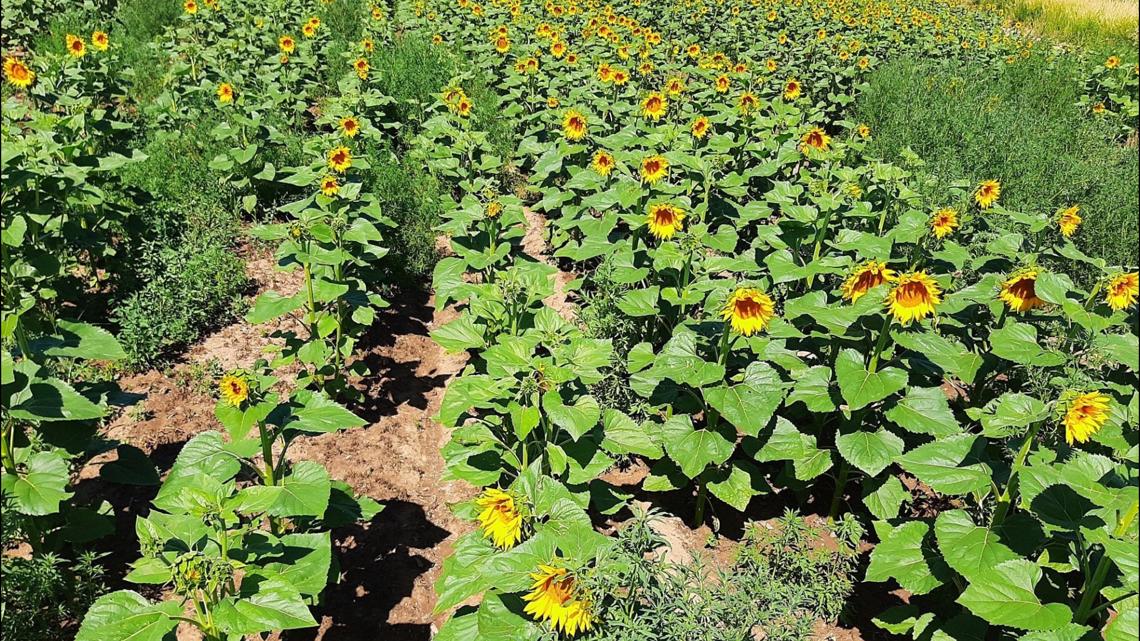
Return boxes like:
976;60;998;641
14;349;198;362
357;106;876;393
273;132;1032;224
279;35;296;53
887;271;942;324
691;116;710;139
218;374;249;407
721;287;776;336
783;78;802;100
640;155;668;184
319;175;340;196
562;109;588;141
645;203;684;240
641;92;667;121
523;562;594;636
973;180;1001;209
327;146;352;173
353;57;369;79
65;34;87;58
3;56;34;88
91;30;109;51
1062;391;1110;445
999;267;1045;313
1057;205;1082;238
929;207;959;239
340;116;360;137
474;488;524;549
800;127;831;153
216;82;234;103
1105;272;1139;310
591;149;615;176
842;260;896;303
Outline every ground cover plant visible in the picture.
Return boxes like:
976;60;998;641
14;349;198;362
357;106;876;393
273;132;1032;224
1;0;1137;640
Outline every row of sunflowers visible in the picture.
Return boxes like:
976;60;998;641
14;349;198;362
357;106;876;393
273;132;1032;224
402;0;1140;638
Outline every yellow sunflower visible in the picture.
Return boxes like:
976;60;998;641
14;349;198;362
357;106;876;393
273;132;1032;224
320;175;340;197
841;260;896;303
485;200;503;218
691;116;710;139
738;91;759;115
218;374;249;407
999;267;1045;313
714;74;730;93
783;78;802;100
1105;55;1121;69
494;35;510;53
929;208;959;239
640;155;668;184
91;31;109;51
800;127;831;153
340;116;361;137
591;149;615;176
1105;272;1139;311
2;56;34;88
474;488;524;549
1057;205;1082;238
641;92;668;121
974;180;1001;209
523;562;594;636
279;35;296;53
855;123;871;139
353;57;370;79
216;82;234;103
886;271;942;325
645;203;685;240
1062;391;1110;445
562;109;588;141
721;287;776;336
327;146;352;173
65;34;87;58
184;0;198;13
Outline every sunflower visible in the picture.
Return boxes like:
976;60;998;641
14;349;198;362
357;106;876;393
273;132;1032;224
714;74;730;92
929;207;959;239
1062;391;1110;445
184;0;198;13
320;175;340;196
783;78;801;100
664;76;685;95
1105;272;1139;311
886;271;942;325
523;562;594;636
999;267;1045;313
738;91;759;114
302;22;316;37
551;41;566;58
640;155;668;184
691;116;710;139
2;57;34;88
591;149;615;176
686;43;700;58
474;488;524;549
645;203;684;240
327;146;352;173
91;30;109;51
353;57;369;79
279;35;296;52
546;96;560;109
1105;55;1121;69
640;92;667;120
562;109;588;141
841;260;896;303
1057;205;1082;238
800;127;831;153
612;68;629;85
596;62;614;83
340;116;360;137
721;287;776;336
494;35;510;53
216;82;234;103
974;180;1001;209
361;37;374;53
218;374;249;407
485;200;503;218
65;34;87;58
766;58;778;72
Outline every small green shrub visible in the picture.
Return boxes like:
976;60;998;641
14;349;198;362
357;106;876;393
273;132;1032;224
367;155;447;284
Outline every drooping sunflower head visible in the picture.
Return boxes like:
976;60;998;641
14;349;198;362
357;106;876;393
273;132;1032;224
973;180;1001;209
3;56;34;88
1105;271;1139;311
721;287;776;336
327;146;352;173
800;127;831;153
340;116;360;137
523;561;594;636
783;78;801;100
841;260;897;303
591;149;615;176
641;92;667;120
691;116;710;139
562;109;588;141
999;267;1045;313
66;34;87;58
320;175;340;197
1061;391;1111;445
640;155;668;184
886;271;942;325
1057;205;1082;238
91;31;109;51
645;203;684;240
279;34;296;52
474;488;524;549
929;207;959;239
216;82;234;103
218;374;249;407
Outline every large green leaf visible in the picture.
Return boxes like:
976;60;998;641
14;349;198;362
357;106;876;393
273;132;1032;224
285;390;367;434
957;559;1072;631
706;460;769;511
836;428;905;476
660;415;735;479
752;417;832;480
990;321;1066;367
213;576;317;634
76;590;181;641
3;451;73;516
934;509;1019;580
33;320;126;361
886;386;960;437
835;348;908;410
865;520;951;595
898;434;992;496
704;362;788;436
893;330;983;384
543;392;601;441
600;409;662;458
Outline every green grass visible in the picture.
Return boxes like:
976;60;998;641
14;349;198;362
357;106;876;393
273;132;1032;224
855;53;1140;274
988;0;1139;52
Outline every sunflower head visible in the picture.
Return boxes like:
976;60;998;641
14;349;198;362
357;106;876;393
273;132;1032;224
721;287;776;336
591;149;615;176
485;200;503;218
929;207;959;239
184;0;198;13
783;78;801;100
665;76;684;95
714;74;730;92
1105;55;1121;69
641;92;667;120
218;374;249;407
91;31;109;51
887;271;942;325
645;203;684;240
66;34;87;58
974;180;1001;209
841;260;896;303
327;146;352;172
495;35;510;53
279;35;296;52
1057;205;1081;238
1061;391;1111;445
216;82;234;103
800;127;831;153
320;175;340;196
1105;271;1139;311
999;267;1045;313
340;116;360;137
3;56;34;88
640;155;668;184
855;123;871;139
475;488;525;548
353;57;369;79
523;561;594;636
691;116;710;139
562;109;588;141
302;22;316;37
738;91;759;114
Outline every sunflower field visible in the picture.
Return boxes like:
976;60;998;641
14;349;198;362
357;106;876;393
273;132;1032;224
1;0;1138;640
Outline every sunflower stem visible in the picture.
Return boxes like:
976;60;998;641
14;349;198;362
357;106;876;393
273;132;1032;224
990;420;1042;529
827;459;850;523
867;315;893;374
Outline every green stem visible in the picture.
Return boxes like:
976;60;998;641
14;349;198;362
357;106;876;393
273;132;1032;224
805;208;836;289
827;460;850;522
0;418;16;474
867;314;893;374
990;420;1042;529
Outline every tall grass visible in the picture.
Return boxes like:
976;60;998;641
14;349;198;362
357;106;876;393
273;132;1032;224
988;0;1139;51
